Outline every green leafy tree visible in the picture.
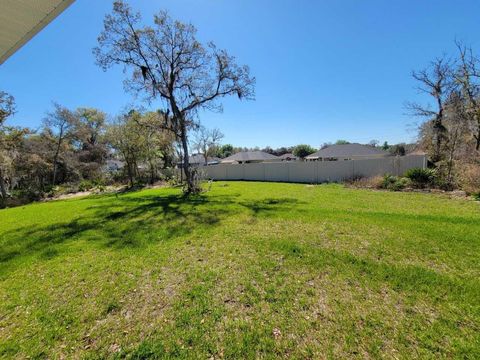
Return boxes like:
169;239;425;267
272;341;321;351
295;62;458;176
107;111;146;187
43;103;76;186
0;91;17;208
73;108;108;180
293;144;316;159
216;144;234;158
107;110;176;186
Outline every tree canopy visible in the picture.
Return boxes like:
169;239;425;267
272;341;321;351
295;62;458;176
293;144;316;159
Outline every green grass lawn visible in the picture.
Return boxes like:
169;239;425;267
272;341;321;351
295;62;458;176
1;182;479;359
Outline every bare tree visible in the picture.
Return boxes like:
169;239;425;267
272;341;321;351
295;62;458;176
94;1;255;193
193;126;224;165
453;41;480;151
44;104;75;186
406;57;454;162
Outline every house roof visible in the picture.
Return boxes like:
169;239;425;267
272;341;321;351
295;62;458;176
305;143;389;159
105;159;125;170
0;0;75;65
186;154;221;165
279;153;297;159
222;151;279;163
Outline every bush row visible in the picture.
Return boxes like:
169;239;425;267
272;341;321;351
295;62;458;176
351;167;479;200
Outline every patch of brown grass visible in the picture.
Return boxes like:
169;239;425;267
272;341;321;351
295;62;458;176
457;163;480;195
346;176;384;190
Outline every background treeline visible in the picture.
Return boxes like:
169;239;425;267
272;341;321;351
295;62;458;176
1;40;480;208
0;98;177;208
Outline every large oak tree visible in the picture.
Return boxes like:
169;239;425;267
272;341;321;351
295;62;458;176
94;1;255;193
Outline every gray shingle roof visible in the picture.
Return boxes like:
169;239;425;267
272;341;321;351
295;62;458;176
222;151;279;162
177;154;220;166
279;153;297;160
188;154;221;165
306;144;388;159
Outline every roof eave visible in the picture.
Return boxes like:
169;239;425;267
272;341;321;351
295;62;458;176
0;0;75;65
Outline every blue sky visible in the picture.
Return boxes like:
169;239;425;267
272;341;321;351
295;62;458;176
1;0;479;148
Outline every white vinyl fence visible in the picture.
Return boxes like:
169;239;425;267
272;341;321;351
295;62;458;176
199;155;426;184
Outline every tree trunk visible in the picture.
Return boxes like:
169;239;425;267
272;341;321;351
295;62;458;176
446;128;459;185
52;161;58;186
0;168;7;209
128;164;134;187
150;161;155;184
432;117;446;163
52;128;64;186
125;157;134;188
180;124;194;194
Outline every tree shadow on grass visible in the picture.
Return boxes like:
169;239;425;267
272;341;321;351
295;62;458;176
0;192;302;273
271;238;480;306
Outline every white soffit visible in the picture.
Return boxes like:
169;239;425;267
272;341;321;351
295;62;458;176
0;0;75;65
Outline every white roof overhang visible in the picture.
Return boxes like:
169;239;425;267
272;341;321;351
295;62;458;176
0;0;75;65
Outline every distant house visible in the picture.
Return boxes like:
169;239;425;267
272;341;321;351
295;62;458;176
278;153;297;161
221;151;279;164
177;153;221;168
305;144;389;161
105;159;125;172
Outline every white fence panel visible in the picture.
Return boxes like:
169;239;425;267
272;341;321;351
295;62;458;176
265;162;289;182
200;155;426;183
287;162;316;183
353;158;395;178
398;155;426;175
317;161;354;182
226;164;244;180
205;164;227;179
244;163;265;181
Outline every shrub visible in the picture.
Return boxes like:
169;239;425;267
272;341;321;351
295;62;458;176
78;180;94;192
95;184;107;192
381;174;396;189
9;189;43;204
59;183;80;194
44;185;58;198
381;174;409;191
473;192;480;201
404;168;436;188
